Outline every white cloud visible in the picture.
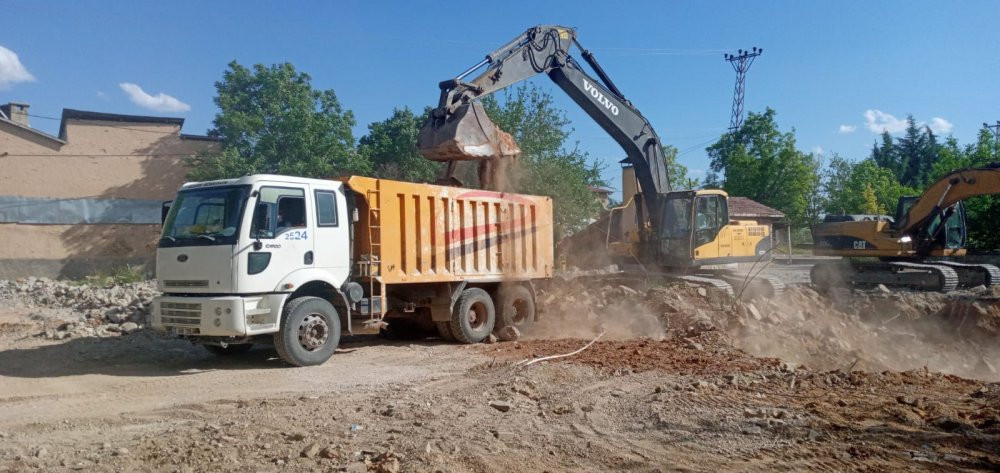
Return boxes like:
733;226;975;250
811;146;824;156
118;82;190;112
863;109;955;135
927;117;954;134
838;124;856;134
864;109;909;133
0;45;35;89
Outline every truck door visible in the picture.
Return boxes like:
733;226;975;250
311;184;351;282
241;185;315;293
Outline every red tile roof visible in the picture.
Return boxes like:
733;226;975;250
728;197;785;218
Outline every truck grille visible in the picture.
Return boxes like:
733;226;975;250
164;280;209;288
160;301;202;329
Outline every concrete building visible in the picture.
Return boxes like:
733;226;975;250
0;103;219;278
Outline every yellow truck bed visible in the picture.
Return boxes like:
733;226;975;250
344;176;554;284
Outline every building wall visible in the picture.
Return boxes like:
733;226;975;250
0;119;217;279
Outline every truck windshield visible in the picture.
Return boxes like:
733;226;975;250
160;185;251;247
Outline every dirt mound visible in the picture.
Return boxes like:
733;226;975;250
531;279;1000;381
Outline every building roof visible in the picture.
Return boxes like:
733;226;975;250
588;185;614;195
728;196;785;218
0;115;66;146
59;108;186;140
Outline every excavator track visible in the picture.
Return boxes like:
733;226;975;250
811;260;959;292
713;272;785;300
932;261;1000;288
676;275;734;296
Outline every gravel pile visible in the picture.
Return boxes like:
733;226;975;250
0;278;159;340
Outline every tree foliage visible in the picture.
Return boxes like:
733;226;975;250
358;107;442;182
188;61;370;180
481;85;606;238
706;108;820;225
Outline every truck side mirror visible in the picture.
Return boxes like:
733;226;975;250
161;201;172;224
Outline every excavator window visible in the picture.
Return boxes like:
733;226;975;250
694;195;726;246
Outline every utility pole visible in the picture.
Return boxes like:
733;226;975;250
725;47;763;133
985;121;1000;143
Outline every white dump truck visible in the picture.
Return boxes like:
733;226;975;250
151;174;554;366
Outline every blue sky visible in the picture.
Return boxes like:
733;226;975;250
2;1;998;196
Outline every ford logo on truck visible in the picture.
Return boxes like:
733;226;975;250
583;79;619;116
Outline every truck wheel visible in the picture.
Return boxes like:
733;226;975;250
449;287;495;344
495;284;535;335
274;296;341;367
436;322;456;342
203;343;253;356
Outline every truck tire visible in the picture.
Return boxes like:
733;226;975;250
449;287;495;344
203;343;253;356
436;322;456;342
274;296;341;367
495;284;535;335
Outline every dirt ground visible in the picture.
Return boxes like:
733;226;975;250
1;275;999;472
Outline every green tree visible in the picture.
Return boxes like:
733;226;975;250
481;84;606;237
706;108;821;225
189;61;370;180
822;158;916;216
358;107;442;182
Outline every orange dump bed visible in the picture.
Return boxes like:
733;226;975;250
344;176;554;284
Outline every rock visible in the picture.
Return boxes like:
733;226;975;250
692;380;715;390
741;425;762;435
346;461;368;473
34;447;48;458
618;285;639;296
301;442;321;458
491;430;515;442
876;284;891;294
684;339;704;351
697;287;708;297
120;322;139;333
375;457;400;473
488;400;512;412
806;429;822;441
381;404;396;417
113;447;129;456
0;431;8;439
320;446;337;459
484;334;498;344
497;325;521;341
286;432;307;441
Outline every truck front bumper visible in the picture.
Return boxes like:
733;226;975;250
151;294;287;337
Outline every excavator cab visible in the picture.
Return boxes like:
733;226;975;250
895;196;967;251
656;191;732;267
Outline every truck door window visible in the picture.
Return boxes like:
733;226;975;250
315;191;338;227
251;187;307;239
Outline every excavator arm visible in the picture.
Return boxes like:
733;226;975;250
417;25;672;230
897;164;1000;251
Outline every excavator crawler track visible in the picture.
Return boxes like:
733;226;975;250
811;260;959;292
932;261;1000;288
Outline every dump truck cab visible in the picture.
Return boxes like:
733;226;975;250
153;175;354;358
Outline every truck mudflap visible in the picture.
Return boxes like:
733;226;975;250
152;294;288;337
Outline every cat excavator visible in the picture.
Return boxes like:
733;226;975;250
811;164;1000;292
416;25;781;297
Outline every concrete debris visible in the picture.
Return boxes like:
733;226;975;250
488;400;512;412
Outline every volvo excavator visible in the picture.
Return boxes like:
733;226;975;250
416;25;781;297
811;164;1000;292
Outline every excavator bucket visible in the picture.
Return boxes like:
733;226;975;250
417;102;520;162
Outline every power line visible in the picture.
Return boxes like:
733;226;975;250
724;47;763;133
1;152;202;158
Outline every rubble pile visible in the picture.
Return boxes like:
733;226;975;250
0;278;158;340
536;279;1000;381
